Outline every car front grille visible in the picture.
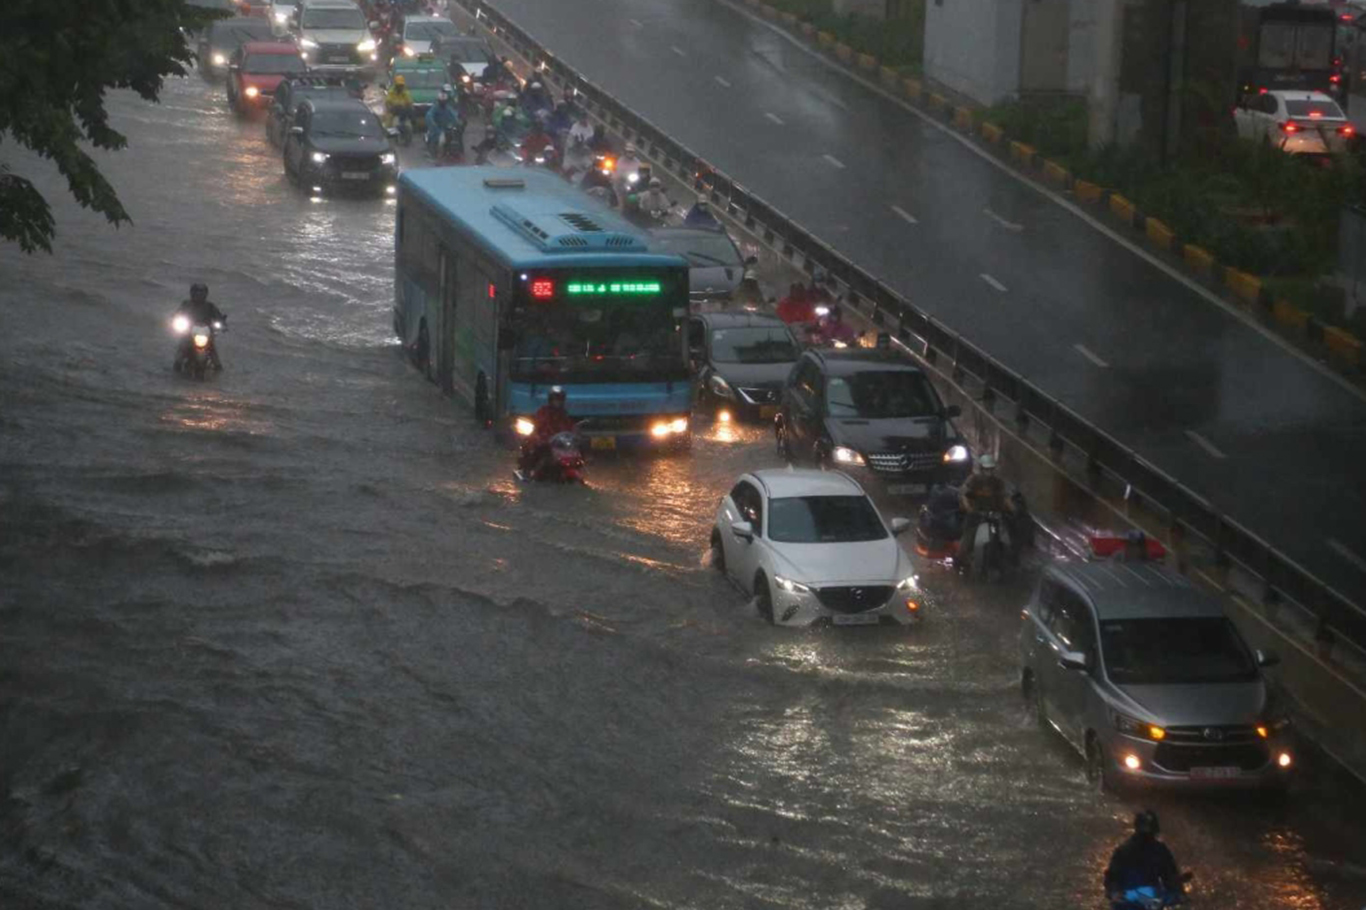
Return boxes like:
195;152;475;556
328;154;381;172
813;585;894;613
737;387;779;405
317;43;361;65
1152;742;1269;773
866;452;941;474
1161;724;1262;745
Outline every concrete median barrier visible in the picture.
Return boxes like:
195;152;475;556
951;106;973;131
857;52;878;72
1144;217;1174;252
1182;243;1216;278
1041;159;1070;188
1224;268;1262;306
1324;326;1363;369
979;121;1003;144
1008;140;1035;167
1073;179;1102;204
1108;193;1136;226
879;65;900;89
817;30;835;48
902;77;922;101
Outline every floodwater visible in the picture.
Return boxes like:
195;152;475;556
2;70;1366;910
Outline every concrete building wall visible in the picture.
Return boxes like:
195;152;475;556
923;0;1023;106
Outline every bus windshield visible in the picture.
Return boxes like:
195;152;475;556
512;284;683;379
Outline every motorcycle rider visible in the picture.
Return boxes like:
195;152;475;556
518;386;577;479
580;157;619;206
683;194;721;229
383;75;416;138
568;112;594;149
521;115;555;164
1104;811;1185;906
637;177;671;220
425;90;461;157
814;303;858;347
587;123;613;155
956;453;1016;574
616;142;644;189
521;79;553;117
173;283;226;372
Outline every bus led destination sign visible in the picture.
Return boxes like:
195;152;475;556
564;281;663;296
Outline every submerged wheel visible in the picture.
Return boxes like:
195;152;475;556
754;576;774;625
775;422;790;461
1024;672;1047;730
474;373;491;426
709;529;726;574
1085;735;1116;794
415;322;431;379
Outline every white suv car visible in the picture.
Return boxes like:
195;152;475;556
293;0;377;77
710;469;923;627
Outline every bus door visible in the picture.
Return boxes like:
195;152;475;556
438;246;457;395
495;286;516;423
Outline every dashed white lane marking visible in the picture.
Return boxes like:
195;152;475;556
714;75;731;87
1073;344;1109;368
984;207;1025;232
822;154;845;169
764;112;784;125
628;17;643;27
979;273;1008;293
1328;538;1366;574
890;205;918;225
1184;430;1228;460
670;45;687;56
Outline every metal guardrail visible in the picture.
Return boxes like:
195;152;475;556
457;0;1366;654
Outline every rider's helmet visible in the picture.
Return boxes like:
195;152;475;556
441;83;454;95
393;75;406;87
190;282;209;303
978;453;997;472
649;176;662;188
1134;809;1160;836
695;194;709;209
530;81;542;90
548;386;567;408
624;142;636;155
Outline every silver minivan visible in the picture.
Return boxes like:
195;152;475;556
1019;560;1293;791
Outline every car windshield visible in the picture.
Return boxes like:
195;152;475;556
444;40;490;63
651;231;739;267
406;20;458;40
310;110;384;138
215;19;275;46
825;371;937;419
397;69;448;89
1100;617;1259;686
710;327;798;364
768;495;888;543
1285;99;1344;119
301;7;366;28
245;53;305;74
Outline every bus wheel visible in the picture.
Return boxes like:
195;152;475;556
475;373;491;427
415;322;431;379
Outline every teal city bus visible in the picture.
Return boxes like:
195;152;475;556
392;168;694;449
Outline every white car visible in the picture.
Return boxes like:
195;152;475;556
268;0;300;36
398;15;460;58
1233;89;1354;155
710;468;923;627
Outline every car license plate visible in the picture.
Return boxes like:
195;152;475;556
341;172;370;180
590;436;616;451
1189;766;1241;780
759;405;777;420
887;483;927;495
832;613;880;626
327;55;350;63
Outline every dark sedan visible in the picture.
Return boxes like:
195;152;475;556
689;312;801;423
283;98;399;197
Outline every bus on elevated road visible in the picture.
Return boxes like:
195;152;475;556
393;168;694;450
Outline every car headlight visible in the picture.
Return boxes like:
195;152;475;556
943;444;969;463
311;151;329;164
831;446;864;466
1113;712;1165;741
896;574;919;590
380;152;396;165
773;575;811;594
244;85;260;98
709;374;733;398
403;45;416;57
357;38;376;52
669;417;689;434
514;417;536;437
299;37;318;49
212;53;227;66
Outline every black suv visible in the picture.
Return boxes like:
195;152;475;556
688;312;801;422
283;98;398;197
266;76;355;146
775;349;972;496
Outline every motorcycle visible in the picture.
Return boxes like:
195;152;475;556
430;123;465;165
1111;872;1192;910
915;485;1031;580
172;313;225;380
515;431;585;483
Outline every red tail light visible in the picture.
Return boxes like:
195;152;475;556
1330;75;1342;84
1339;125;1356;137
1279;121;1300;133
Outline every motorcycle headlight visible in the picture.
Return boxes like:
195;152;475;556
172;315;191;334
273;9;289;22
357;38;376;52
514;417;536;437
773;575;811;594
311;151;329;164
708;374;733;398
212;53;227;66
380;152;396;165
299;37;318;49
896;574;919;591
831;446;864;466
193;333;210;348
460;73;471;83
943;444;969;463
627;172;640;184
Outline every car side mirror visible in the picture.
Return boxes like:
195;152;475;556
289;126;304;136
1057;650;1091;672
1256;648;1281;668
890;517;911;536
943;404;961;419
386;127;400;138
730;520;754;542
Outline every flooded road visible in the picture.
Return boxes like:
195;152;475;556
2;72;1366;909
